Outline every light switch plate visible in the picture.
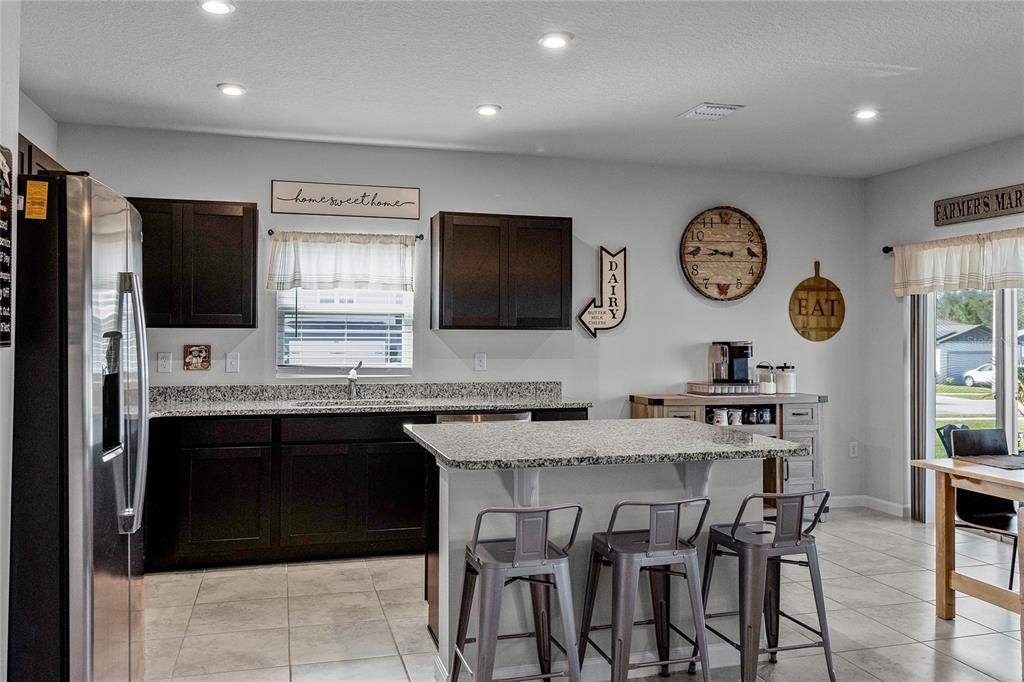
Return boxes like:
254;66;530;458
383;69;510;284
157;352;172;373
848;441;860;458
226;351;240;373
473;352;487;371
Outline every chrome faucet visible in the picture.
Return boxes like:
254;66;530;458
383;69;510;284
347;361;363;400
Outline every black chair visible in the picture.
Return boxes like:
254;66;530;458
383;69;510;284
936;423;969;458
949;428;1019;589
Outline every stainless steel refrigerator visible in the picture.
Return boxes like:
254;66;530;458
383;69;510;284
10;172;150;681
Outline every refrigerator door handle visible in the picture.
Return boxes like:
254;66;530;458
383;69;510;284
118;271;149;535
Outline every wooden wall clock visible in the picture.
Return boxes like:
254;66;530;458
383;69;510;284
679;206;767;301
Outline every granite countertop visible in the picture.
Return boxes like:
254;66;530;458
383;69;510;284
150;397;591;418
404;417;809;470
148;381;591;418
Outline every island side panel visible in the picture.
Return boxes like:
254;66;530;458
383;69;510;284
435;458;762;680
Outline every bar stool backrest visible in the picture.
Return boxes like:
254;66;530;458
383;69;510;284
729;490;830;548
606;497;711;556
470;503;583;567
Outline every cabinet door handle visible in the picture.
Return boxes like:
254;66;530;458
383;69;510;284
791;410;810;417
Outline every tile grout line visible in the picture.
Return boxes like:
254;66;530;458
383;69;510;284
167;569;204;680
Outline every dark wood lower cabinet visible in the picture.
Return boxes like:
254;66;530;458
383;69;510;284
365;441;429;541
146;408;587;572
177;446;273;557
281;443;358;546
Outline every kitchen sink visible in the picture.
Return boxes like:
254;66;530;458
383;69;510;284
292;398;414;408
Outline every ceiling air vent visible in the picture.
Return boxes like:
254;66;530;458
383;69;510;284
678;102;745;121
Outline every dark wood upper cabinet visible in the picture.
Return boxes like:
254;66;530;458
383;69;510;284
431;212;572;330
128;197;258;328
17;134;65;176
131;198;180;326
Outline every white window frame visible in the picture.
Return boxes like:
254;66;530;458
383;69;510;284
275;287;414;378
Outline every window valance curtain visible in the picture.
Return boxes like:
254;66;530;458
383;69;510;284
893;226;1024;296
266;231;416;291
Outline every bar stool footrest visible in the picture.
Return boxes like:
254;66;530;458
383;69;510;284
703;622;827;656
463;632;568;655
584;617;702;668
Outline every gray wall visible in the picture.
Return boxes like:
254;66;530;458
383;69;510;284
17;90;56;155
59;123;869;498
863;134;1024;511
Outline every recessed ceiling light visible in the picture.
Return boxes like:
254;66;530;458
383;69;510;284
855;108;879;120
217;82;247;96
201;0;236;14
475;104;502;117
539;32;574;49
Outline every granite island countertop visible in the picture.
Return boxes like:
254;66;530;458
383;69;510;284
404;417;809;470
148;381;591;418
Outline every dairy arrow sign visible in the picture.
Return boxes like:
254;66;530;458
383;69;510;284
577;246;627;338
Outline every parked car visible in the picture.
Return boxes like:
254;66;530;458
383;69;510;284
963;363;994;387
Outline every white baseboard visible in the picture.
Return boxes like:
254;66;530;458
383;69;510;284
829;495;908;518
432;642;739;681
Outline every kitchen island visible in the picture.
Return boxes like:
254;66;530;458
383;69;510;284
404;417;808;681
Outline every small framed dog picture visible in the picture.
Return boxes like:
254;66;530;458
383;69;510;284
183;344;212;371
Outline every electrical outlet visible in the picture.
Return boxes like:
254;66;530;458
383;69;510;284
848;441;860;458
226;352;241;373
157;352;172;373
473;352;487;371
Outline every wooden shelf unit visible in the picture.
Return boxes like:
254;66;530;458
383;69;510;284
629;392;828;505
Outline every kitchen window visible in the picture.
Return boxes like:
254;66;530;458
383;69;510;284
276;287;414;375
267;230;417;376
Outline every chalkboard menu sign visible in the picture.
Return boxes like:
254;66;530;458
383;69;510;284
0;146;11;347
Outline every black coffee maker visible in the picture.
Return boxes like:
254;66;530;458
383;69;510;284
708;341;754;384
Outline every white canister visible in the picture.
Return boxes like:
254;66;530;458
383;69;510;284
712;408;729;426
777;364;797;393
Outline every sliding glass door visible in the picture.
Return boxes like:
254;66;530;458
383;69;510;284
933;290;998;457
912;289;1019;520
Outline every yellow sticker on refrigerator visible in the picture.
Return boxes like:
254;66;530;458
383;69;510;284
24;180;48;220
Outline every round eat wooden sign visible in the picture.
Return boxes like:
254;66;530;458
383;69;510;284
679;206;767;301
789;261;845;341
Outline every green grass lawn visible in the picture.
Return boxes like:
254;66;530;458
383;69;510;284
935;384;992;399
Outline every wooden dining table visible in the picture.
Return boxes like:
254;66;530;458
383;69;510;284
911;457;1024;667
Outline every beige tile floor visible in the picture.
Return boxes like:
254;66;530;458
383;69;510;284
141;509;1023;681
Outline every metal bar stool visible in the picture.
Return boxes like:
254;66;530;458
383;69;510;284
452;504;584;682
577;497;713;682
690;490;835;682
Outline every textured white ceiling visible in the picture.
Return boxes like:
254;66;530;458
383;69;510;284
19;1;1024;178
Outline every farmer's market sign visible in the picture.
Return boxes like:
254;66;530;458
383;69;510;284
935;182;1024;227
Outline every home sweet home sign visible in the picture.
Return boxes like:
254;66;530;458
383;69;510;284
272;179;420;220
